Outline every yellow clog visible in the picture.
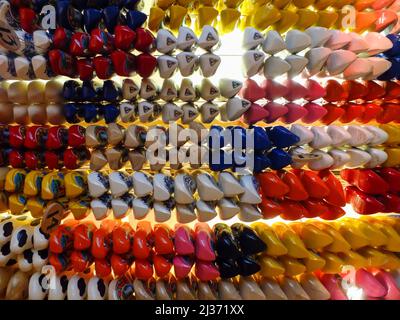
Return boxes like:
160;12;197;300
358;247;389;268
197;6;219;29
41;172;65;200
156;0;175;10
23;171;44;197
223;0;245;8
219;8;241;34
381;252;400;269
65;172;87;199
302;251;326;272
383;148;400;167
177;0;193;6
320;252;345;274
295;9;319;30
333;0;354;8
27;197;47;218
5;169;26;193
347;218;388;247
280;256;307;276
169;5;188;31
252;222;288;256
272;0;291;8
337;250;367;269
9;194;27;215
273;223;310;259
259;256;286;277
380;124;400;146
148;7;165;32
313;0;336;9
316;10;338;28
293;0;315;8
334;221;370;250
250;5;281;30
290;222;333;251
273;10;299;33
310;221;351;253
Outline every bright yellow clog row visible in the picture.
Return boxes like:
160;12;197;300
252;216;400;277
148;0;395;33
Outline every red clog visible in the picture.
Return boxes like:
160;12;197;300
114;25;137;51
283;79;308;101
325;80;348;102
262;79;289;101
376;168;400;193
112;223;134;255
304;79;326;101
363;81;386;101
377;193;400;213
154;224;174;255
135;259;154;280
258;198;283;219
73;222;97;251
95;258;112;278
318;170;346;207
256;171;290;198
340;103;365;123
376;103;400;123
111;254;132;276
384;81;400;100
71;250;92;272
239;79;265;102
280;200;308;220
292;170;330;199
134;28;155;52
91;220;116;260
243;103;270;124
342;80;368;101
341;169;390;195
345;186;386;215
153;255;172;278
136;53;157;78
319;203;345;220
132;221;153;260
278;170;309;201
357;103;383;123
320;103;346;125
301;199;329;218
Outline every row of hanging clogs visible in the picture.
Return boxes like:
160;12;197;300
242;30;392;79
49;221;266;279
62;78;243;103
3;97;400;127
148;0;400;34
44;217;400;279
12;269;400;300
0;123;396;172
2;0;143;34
4;167;399;222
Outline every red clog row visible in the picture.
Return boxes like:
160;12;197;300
240;79;400;104
256;169;346;220
341;168;400;215
53;26;153;57
49;221;219;281
49;49;156;79
324;80;400;102
320;102;400;125
5;125;85;150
